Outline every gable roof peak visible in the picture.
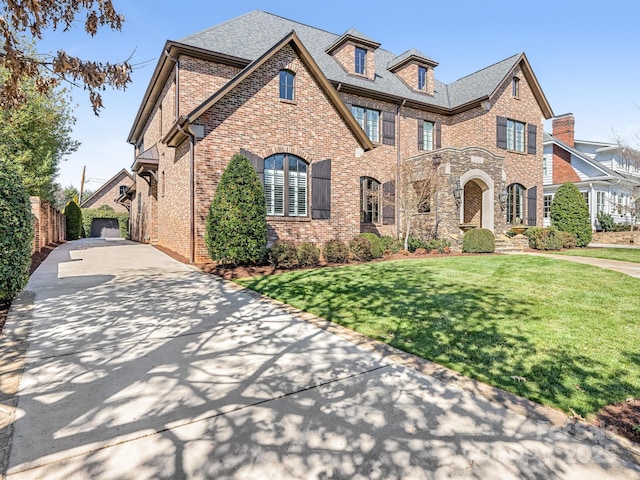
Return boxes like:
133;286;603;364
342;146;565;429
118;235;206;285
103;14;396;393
326;26;381;53
387;48;439;71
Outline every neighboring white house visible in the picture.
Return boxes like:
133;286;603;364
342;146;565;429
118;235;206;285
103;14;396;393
543;114;640;229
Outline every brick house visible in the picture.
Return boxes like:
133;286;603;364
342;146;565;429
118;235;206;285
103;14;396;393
80;168;133;213
127;10;553;263
543;114;640;229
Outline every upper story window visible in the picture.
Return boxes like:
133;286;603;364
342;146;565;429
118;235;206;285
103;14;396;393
418;66;427;91
351;105;380;142
512;77;520;98
355;47;367;75
506;119;525;152
119;185;127;196
360;177;380;223
279;70;295;101
264;154;308;217
421;120;434;151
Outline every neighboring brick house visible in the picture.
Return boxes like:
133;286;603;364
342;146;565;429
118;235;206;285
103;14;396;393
543;114;640;229
80;168;133;213
127;10;553;263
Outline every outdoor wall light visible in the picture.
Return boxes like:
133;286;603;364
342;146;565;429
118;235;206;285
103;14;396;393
432;154;442;168
499;188;508;210
453;179;462;207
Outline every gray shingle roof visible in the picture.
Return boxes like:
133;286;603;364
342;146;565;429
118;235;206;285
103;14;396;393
178;10;522;110
387;48;438;71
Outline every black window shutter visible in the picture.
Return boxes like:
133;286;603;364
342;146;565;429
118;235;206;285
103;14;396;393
417;121;424;151
527;124;537;154
382;181;395;225
312;159;331;219
382;111;395;146
241;148;264;184
527;186;537;226
496;116;507;150
435;121;442;149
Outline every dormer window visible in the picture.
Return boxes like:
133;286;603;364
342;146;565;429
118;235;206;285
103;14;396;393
512;77;520;98
355;47;367;75
418;66;427;91
279;70;295;101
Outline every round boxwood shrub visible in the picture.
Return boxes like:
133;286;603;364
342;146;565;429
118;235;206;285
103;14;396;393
357;233;384;258
462;228;495;253
524;227;563;250
267;240;298;269
297;242;320;268
64;200;83;240
323;239;349;264
559;231;577;249
550;183;592;247
205;154;267;265
0;157;33;302
349;235;372;261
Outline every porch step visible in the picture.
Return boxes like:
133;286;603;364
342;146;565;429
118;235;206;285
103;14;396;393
494;235;524;253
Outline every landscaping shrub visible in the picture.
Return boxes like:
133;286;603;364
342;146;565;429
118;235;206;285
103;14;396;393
64;200;83;240
349;235;372;261
550;183;592;247
267;240;298;269
462;228;495;253
559;231;577;249
424;238;452;253
0;157;33;302
596;212;616;232
205;154;267;265
297;242;320;268
379;235;402;254
357;233;384;258
323;239;349;263
407;237;429;253
525;227;563;251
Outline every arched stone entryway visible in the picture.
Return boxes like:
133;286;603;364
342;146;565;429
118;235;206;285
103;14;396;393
460;169;495;232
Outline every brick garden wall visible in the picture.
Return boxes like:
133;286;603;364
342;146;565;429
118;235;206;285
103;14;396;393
30;197;65;253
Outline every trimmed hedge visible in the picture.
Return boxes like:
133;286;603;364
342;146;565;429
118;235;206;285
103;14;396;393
267;240;298;269
0;157;34;302
81;207;129;238
323;239;349;263
524;227;564;251
379;235;402;254
64;200;82;240
205;154;267;265
297;242;320;267
350;236;372;261
462;228;495;253
550;183;592;247
357;233;384;258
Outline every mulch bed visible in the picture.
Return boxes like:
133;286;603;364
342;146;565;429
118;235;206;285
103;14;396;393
0;242;64;334
596;399;640;444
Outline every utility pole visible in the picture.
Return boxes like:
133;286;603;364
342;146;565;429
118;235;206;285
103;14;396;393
79;165;86;204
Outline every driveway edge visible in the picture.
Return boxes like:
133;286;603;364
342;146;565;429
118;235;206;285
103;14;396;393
0;290;35;479
225;278;640;467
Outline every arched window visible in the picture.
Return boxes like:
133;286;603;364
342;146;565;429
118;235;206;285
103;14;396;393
506;183;526;224
360;177;380;223
279;70;295;101
264;154;307;217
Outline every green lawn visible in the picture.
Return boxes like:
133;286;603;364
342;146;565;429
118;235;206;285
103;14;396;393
237;256;640;418
550;247;640;264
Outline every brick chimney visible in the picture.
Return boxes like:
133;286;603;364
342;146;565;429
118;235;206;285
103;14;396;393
552;113;575;148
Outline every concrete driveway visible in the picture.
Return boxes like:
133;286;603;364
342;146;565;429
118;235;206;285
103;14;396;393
1;239;639;479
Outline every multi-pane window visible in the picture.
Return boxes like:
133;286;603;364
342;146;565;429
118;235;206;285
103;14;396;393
506;183;525;224
543;155;549;177
264;154;307;217
422;120;434;151
582;191;590;209
279;70;295;101
512;77;520;98
418;66;427;91
119;185;127;195
351;106;380;142
355;47;367;75
597;191;605;213
360;177;380;223
543;194;552;219
506;119;525;152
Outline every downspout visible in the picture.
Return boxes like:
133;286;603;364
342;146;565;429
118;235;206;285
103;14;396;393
396;100;405;238
177;122;196;264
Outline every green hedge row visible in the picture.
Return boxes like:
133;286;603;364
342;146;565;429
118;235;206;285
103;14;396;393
81;207;129;238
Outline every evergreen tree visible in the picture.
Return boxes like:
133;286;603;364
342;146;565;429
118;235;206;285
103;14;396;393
205;155;267;265
550;183;592;247
64;200;83;240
